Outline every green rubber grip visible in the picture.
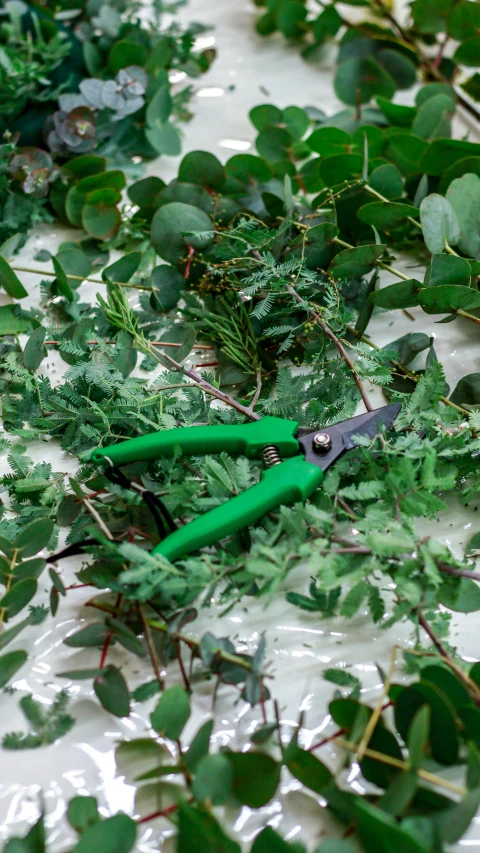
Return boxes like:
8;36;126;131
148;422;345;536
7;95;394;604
90;417;300;466
152;457;323;563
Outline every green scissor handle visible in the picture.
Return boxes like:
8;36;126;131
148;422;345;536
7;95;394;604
152;457;324;563
90;416;300;466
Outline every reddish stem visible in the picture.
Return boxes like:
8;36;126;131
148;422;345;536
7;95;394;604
99;593;122;668
184;246;195;280
137;802;179;825
175;641;191;692
308;727;346;752
99;631;113;669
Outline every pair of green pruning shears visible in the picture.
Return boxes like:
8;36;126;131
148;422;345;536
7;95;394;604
90;404;401;563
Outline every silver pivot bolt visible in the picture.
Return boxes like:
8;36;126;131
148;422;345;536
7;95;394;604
313;432;332;453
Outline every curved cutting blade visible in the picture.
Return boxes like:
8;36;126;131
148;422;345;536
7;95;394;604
297;403;401;471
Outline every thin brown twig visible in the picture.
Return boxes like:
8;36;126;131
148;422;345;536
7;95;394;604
139;605;165;691
141;337;261;422
83;497;113;540
416;608;451;660
287;284;373;411
251;369;263;410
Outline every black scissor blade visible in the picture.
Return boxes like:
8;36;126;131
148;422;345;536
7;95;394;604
297;403;401;472
340;403;401;450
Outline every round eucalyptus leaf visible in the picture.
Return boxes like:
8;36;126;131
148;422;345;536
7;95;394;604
256;126;292;162
376;48;417;90
150;201;213;264
419;193;460;253
370;279;422;309
224;750;281;808
192;754;234;805
454;35;480;67
306;126;350;156
450;373;480;406
102;252;141;284
127;176;165;207
0;255;28;299
448;0;480;40
67;796;100;834
282;106;310;140
71;814;136;853
335;56;396;106
66;171;126;228
145;122;181;156
419;284;480;314
151;264;184;311
329;243;387;278
424;253;471;287
151;684;190;739
249;104;283;131
0;650;27;687
23;327;47;371
369;163;403;199
15;518;54;557
225;154;272;184
178;150;226;190
412;94;454;142
94;665;130;718
146;84;172;125
155;181;213;214
438;156;480;194
446;173;480;258
277;0;308;37
82;189;122;240
0;578;37;618
358;201;419;230
109;40;148;73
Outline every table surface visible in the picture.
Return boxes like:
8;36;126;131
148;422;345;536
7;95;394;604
1;1;480;850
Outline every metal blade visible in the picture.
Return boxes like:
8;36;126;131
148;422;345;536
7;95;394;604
340;403;402;450
297;403;401;472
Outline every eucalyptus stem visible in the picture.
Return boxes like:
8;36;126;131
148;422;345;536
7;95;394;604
332;236;410;281
356;646;397;761
147;618;261;675
333;736;466;796
457;309;480;327
10;265;152;291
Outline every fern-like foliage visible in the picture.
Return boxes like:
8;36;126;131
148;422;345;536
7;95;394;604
2;691;74;750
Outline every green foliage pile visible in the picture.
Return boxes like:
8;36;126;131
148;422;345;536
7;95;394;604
1;0;480;850
0;0;214;244
252;0;480;118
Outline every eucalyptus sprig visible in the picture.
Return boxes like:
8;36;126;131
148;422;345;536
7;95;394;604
6;657;480;852
252;0;480;122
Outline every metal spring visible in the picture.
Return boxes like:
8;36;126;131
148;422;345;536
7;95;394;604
262;445;282;467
